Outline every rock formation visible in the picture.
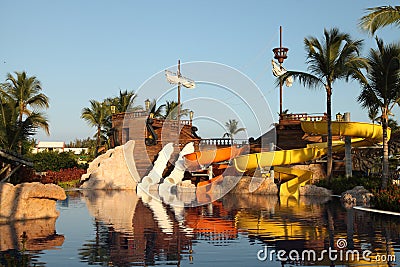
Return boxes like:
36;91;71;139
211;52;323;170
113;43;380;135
0;182;66;223
230;176;278;195
80;140;140;189
341;186;373;207
299;185;332;196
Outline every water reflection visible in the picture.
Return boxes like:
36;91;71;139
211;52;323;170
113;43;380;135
82;190;139;234
79;190;193;266
0;217;64;266
79;190;400;266
2;189;398;266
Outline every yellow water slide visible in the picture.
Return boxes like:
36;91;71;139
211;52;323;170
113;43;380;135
233;121;390;197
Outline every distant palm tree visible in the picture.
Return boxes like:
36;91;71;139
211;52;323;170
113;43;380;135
81;100;110;154
356;38;400;189
148;99;166;118
4;72;50;153
105;90;142;113
159;100;189;120
359;6;400;35
223;119;246;143
368;107;380;124
368;107;399;131
388;118;399;132
279;28;367;180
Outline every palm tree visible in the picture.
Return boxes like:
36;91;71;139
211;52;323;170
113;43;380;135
359;6;400;35
356;38;400;189
3;72;50;153
159;100;189;120
0;90;48;153
81;100;110;154
388;118;399;132
6;71;49;127
368;107;379;124
105;90;142;113
148;99;166;118
0;92;18;149
368;107;399;131
223;119;246;144
279;28;367;180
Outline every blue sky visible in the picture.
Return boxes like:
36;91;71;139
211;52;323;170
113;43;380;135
1;0;399;142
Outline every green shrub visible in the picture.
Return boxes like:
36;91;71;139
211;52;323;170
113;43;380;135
314;175;381;195
29;151;79;172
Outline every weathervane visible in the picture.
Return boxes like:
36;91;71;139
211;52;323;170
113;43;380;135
165;60;195;135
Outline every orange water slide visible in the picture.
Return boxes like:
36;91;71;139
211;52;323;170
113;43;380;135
183;146;245;171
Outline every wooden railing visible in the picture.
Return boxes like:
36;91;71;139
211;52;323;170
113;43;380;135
153;119;192;126
280;113;327;122
151;138;248;147
179;120;192;125
112;111;148;120
199;138;248;147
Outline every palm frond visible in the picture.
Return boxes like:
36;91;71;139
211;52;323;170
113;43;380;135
359;6;400;35
278;71;324;90
358;38;400;115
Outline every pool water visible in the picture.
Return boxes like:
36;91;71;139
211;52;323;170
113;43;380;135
1;190;399;266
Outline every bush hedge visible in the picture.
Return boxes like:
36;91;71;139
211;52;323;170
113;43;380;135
28;151;82;172
314;175;381;195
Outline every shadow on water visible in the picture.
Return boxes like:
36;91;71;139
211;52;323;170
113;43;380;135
76;189;400;266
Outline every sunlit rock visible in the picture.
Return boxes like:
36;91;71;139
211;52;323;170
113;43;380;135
341;186;373;207
299;184;332;196
231;176;278;194
0;182;66;223
80;140;139;189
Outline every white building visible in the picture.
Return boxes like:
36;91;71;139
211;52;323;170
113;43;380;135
35;141;65;153
64;147;89;154
33;141;89;154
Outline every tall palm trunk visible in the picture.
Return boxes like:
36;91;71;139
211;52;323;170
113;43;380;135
17;104;24;154
382;115;389;189
326;86;333;180
96;126;101;155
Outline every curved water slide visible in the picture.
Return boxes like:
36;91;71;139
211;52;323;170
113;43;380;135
183;146;245;171
302;120;390;144
233;121;391;197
